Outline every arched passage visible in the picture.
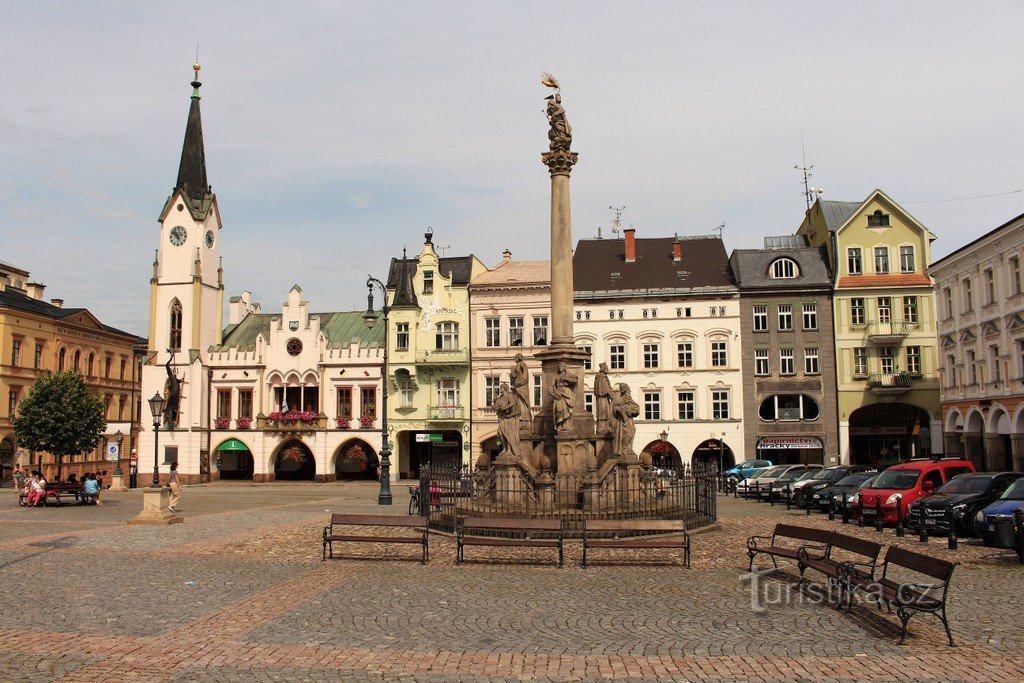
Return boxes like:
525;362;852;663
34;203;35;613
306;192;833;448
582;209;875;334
988;408;1013;471
334;438;379;481
215;438;254;480
964;409;986;471
691;439;734;472
274;440;316;481
849;403;932;467
641;439;682;469
478;434;500;469
0;437;15;484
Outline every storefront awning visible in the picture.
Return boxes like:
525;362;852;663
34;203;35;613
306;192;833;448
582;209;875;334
217;439;250;452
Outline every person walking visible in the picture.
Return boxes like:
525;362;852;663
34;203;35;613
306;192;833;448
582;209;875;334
167;462;181;513
12;464;25;494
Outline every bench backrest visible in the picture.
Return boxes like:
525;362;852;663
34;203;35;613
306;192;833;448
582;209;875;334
585;519;684;532
329;514;426;527
462;516;562;531
884;546;957;581
773;524;831;545
47;483;81;492
829;532;883;561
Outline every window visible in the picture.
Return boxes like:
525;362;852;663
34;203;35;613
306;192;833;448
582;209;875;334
946;354;957;389
584;393;594;414
907;346;921;375
754;349;769;376
900;245;915;273
286;338;302;356
580;345;592;370
867;210;890;227
118;396;126;420
422;270;434;294
874;247;889;274
853;348;868;377
777;304;793;331
104;355;112;378
877;297;891;324
238;389;253;418
8;390;18;418
217;389;231;419
34;343;42;369
169;299;183;351
120;358;126;380
532;316;548;346
643;343;660;369
436;378;459;407
435;321;459;350
779;348;794;375
87;353;94;376
11;340;20;366
984;268;996;305
943;288;953;319
396;322;410;351
758;395;819;421
483;318;500;347
880;346;895;374
967;350;977;384
337;387;352;418
644;392;661;420
676;342;693;368
770;258;798;278
963;278;973;311
990;345;1001;383
711;340;728;367
508;317;524;346
711;390;730;419
484;376;500;407
847;247;862;275
74;350;80;370
804;347;819;374
58;347;66;371
399;379;415;408
802;303;817;330
609;344;626;370
361;387;376;418
903;296;918;324
532;375;542;406
851;298;866;326
677;391;695;420
1010;256;1022;295
752;305;768;332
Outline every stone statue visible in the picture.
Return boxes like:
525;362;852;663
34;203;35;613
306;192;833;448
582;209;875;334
551;362;576;432
545;94;572;152
164;351;181;428
494;382;521;461
611;383;639;459
510;353;531;422
594;362;613;432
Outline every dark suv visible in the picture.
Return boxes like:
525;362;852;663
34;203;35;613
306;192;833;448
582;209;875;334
788;465;875;508
907;472;1023;535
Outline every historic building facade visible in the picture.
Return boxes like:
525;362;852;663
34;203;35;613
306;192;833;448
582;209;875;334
730;241;840;466
798;190;942;465
385;232;487;477
931;210;1024;471
0;260;144;483
572;230;744;469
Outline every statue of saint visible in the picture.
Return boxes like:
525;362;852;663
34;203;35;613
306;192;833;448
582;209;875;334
611;383;640;459
164;352;181;428
594;362;613;432
510;353;531;422
545;94;572;152
493;382;521;461
551;362;577;432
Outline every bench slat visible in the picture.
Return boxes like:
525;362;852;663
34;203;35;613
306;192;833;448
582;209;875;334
325;535;422;544
462;516;562;531
461;537;561;547
585;519;684;532
587;539;688;548
330;514;426;527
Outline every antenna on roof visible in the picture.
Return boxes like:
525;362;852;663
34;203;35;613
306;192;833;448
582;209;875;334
711;223;724;239
436;244;451;258
795;129;823;211
608;205;627;238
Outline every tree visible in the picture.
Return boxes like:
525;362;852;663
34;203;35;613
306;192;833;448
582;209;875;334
13;371;106;479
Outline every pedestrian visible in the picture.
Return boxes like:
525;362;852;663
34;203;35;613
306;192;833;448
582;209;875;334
12;463;25;493
27;473;46;507
167;462;181;513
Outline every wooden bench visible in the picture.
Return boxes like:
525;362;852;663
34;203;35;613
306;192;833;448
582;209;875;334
843;546;959;646
43;483;84;506
321;514;429;564
798;532;883;600
747;523;832;572
583;519;690;568
457;517;564;567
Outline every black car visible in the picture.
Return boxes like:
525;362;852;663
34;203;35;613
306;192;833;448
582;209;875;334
788;465;875;508
906;472;1024;535
811;472;876;512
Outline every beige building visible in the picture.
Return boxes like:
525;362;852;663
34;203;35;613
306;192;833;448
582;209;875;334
930;210;1024;471
798;190;941;465
0;260;144;483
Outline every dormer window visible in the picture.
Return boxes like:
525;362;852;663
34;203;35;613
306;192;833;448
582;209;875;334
867;210;890;227
422;270;434;294
769;258;798;279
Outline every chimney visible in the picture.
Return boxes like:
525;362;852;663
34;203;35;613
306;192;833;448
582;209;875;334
26;282;46;300
50;298;64;308
502;249;512;264
672;241;682;262
624;228;636;263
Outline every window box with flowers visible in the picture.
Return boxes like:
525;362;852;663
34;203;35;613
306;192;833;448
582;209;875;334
236;417;252;430
336;417;351;429
267;410;320;430
214;417;231;429
359;415;376;429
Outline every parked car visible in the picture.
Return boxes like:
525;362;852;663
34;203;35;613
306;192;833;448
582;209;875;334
811;472;877;512
789;465;876;508
975;477;1024;546
735;466;783;497
723;459;773;484
755;464;823;501
908;472;1023;536
851;457;976;525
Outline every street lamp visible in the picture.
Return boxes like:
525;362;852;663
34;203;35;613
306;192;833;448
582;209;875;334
114;429;123;474
363;275;393;505
148;391;166;487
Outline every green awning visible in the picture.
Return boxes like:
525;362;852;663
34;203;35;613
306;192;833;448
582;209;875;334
216;439;250;452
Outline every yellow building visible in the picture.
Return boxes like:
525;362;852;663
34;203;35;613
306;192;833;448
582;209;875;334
798;190;941;465
0;260;145;483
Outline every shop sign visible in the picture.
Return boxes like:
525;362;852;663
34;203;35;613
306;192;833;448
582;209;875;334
757;436;822;449
850;425;908;436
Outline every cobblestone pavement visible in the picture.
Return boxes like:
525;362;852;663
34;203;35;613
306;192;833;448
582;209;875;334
0;483;1022;682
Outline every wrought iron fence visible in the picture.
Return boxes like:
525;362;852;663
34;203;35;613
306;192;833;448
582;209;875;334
417;462;717;538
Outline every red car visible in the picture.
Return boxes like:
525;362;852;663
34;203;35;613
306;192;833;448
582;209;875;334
852;457;976;525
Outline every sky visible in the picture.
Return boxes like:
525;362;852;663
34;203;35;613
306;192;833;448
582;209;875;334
2;1;1023;336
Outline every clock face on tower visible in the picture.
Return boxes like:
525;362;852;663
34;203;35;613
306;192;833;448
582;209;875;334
169;225;187;246
205;229;215;249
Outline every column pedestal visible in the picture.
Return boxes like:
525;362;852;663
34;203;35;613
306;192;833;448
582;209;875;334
108;473;129;493
128;486;183;525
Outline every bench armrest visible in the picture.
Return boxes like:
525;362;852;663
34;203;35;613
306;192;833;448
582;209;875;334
797;543;829;561
746;534;773;550
837;559;878;578
894;580;947;601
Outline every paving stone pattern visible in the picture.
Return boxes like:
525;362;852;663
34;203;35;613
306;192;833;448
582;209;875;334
0;482;1022;682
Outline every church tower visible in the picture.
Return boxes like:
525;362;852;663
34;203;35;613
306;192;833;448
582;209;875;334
139;62;224;484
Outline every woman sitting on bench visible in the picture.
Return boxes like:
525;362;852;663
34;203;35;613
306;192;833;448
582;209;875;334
27;472;46;507
82;474;101;505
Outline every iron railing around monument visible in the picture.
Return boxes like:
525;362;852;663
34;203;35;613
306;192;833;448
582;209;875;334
417;462;717;539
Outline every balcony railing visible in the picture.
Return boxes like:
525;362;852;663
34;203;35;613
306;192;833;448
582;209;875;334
415;348;470;365
428;406;466;421
866;319;911;343
866;372;915;396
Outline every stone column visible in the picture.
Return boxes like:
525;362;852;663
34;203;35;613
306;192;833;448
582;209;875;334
547;166;576;348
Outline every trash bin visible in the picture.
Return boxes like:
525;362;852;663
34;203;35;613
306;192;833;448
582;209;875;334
992;517;1016;549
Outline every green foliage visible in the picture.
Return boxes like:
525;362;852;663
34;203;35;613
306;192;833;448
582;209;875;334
12;371;106;461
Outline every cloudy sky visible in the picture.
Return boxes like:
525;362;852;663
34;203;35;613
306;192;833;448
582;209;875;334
2;1;1022;335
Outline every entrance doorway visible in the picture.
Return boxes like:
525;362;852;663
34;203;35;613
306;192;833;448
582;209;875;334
274;441;315;481
849;403;932;467
691;439;734;471
641;439;682;468
335;439;380;481
402;430;463;478
216;439;254;480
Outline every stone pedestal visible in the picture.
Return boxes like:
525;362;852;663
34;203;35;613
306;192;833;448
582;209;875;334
108;473;129;493
128;486;183;525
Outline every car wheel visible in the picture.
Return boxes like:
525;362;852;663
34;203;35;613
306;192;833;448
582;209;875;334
982;536;994;547
793;491;804;507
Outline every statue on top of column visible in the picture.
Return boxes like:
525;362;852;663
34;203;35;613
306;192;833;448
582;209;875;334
542;72;572;152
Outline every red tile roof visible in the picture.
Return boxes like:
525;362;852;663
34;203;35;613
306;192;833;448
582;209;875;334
837;274;932;289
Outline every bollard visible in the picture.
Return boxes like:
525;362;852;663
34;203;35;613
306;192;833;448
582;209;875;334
857;496;865;528
894;495;905;537
806;489;812;516
828;495;836;521
842;496;851;524
785;485;791;510
753;481;759;501
769;482;775;506
947;506;958;550
918;503;929;543
1016;509;1024;565
875;498;884;533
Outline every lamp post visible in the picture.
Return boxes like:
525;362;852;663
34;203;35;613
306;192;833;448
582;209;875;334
363;275;393;505
114;429;123;476
148;391;166;487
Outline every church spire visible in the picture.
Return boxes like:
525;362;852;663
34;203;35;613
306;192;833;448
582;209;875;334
392;247;419;308
175;61;209;203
